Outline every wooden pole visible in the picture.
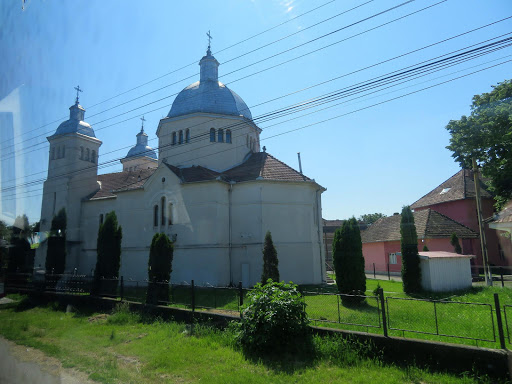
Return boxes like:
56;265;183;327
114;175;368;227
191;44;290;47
472;158;492;286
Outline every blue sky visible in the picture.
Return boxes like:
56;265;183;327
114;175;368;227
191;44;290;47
1;0;511;224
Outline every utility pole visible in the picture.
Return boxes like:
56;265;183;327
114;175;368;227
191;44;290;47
472;157;492;286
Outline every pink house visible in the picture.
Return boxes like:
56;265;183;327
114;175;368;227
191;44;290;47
410;169;512;266
361;209;478;274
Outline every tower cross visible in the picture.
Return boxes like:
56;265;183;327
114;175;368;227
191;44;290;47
74;85;83;104
140;115;146;131
207;30;213;49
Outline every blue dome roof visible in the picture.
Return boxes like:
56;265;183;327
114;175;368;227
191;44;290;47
168;80;252;120
54;103;96;138
126;144;157;160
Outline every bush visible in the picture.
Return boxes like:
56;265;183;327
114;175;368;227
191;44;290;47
236;280;310;354
94;212;122;295
147;233;174;304
261;231;279;284
45;208;67;274
400;206;422;294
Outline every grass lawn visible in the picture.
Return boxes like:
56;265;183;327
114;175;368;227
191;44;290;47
0;297;493;384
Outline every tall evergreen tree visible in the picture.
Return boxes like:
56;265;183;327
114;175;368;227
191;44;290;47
45;208;67;274
147;233;174;304
332;217;366;305
94;211;122;294
450;233;462;254
261;231;279;284
400;206;422;293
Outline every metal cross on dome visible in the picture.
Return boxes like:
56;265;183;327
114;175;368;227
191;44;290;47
140;116;146;131
74;85;83;104
207;30;213;50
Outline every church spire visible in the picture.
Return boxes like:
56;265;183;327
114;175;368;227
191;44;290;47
200;31;219;82
136;116;148;146
69;85;85;121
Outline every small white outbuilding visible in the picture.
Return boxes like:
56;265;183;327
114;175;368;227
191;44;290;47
418;251;474;292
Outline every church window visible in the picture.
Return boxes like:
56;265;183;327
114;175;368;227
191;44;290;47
154;205;158;227
179;130;183;144
185;129;190;143
210;128;216;142
168;203;173;225
62;146;65;158
99;214;104;225
91;150;96;163
250;137;254;151
85;148;90;161
57;146;61;158
161;197;166;226
218;129;224;142
80;147;84;160
172;132;177;145
51;147;55;160
52;192;56;215
246;135;249;147
226;130;232;143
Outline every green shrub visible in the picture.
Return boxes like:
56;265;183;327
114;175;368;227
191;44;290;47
235;280;310;354
147;233;174;304
107;302;140;325
450;232;462;254
45;208;67;274
261;231;279;284
400;206;422;294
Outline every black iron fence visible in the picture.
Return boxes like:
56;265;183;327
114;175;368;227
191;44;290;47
4;272;512;349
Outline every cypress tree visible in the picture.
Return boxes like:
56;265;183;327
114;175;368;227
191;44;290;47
45;208;67;274
147;233;174;304
94;211;122;294
400;206;422;294
422;245;429;252
332;217;366;305
261;231;279;284
450;233;462;254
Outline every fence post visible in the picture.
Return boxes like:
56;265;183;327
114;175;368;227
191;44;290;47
494;293;507;349
387;263;391;281
120;276;124;301
191;280;195;312
500;267;504;288
238;281;243;307
378;287;388;337
373;263;376;279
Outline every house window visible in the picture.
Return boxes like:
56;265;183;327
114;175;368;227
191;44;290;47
91;150;96;163
218;129;224;142
161;197;166;226
172;132;177;145
99;214;104;225
210;128;216;142
179;130;183;144
389;253;397;265
80;147;84;160
186;129;190;143
168;203;173;225
154;205;158;227
226;130;232;143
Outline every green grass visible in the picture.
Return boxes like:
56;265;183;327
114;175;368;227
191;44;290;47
0;297;493;383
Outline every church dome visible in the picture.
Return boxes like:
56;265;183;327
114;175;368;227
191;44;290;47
54;102;96;138
167;49;253;120
125;126;157;160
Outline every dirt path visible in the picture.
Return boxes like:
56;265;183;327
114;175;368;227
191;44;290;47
0;336;97;384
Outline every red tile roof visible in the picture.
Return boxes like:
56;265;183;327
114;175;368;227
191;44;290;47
89;168;156;199
361;209;478;243
411;169;492;210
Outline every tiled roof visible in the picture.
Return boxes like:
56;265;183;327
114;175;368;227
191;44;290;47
361;209;478;243
89;152;313;200
411;169;493;209
494;201;512;224
322;219;367;233
89;168;156;199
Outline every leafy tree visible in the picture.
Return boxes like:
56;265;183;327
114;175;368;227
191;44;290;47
358;213;386;226
450;233;462;254
400;206;422;294
446;79;512;209
236;280;310;354
147;233;174;304
7;225;31;273
332;217;366;305
261;231;279;284
46;208;67;274
95;211;122;281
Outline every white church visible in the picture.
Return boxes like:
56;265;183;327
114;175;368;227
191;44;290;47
35;46;326;287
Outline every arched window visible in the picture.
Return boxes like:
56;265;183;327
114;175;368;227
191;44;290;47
168;203;173;225
51;147;55;160
246;135;249;147
179;130;183;144
210;128;216;142
226;130;232;143
80;147;84;160
99;214;104;225
172;132;177;145
85;148;90;161
57;146;61;158
250;137;253;151
62;146;65;158
161;197;166;226
185;129;190;143
154;205;158;227
218;129;224;142
91;150;96;163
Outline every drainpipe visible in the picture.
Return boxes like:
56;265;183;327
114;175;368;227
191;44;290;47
229;182;234;285
315;188;325;283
